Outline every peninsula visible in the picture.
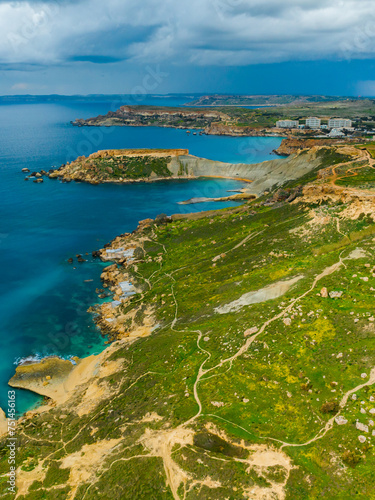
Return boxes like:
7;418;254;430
71;99;375;138
41;146;342;198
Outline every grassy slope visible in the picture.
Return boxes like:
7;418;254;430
89;156;172;180
1;149;375;499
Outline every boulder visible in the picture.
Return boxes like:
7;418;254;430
329;291;343;299
335;416;348;425
356;422;369;433
244;327;258;337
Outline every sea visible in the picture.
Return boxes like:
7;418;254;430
0;94;283;414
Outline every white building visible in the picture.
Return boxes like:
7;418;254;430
328;118;353;129
329;128;345;137
305;117;321;129
276;119;299;129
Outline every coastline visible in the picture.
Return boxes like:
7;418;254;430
6;142;332;422
3;142;344;432
2;217;161;431
40;146;327;198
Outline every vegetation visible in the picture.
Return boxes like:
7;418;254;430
74;99;375;133
89;155;172;180
1;145;375;498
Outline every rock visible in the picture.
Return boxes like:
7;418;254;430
329;291;343;299
0;408;7;437
283;317;292;326
33;178;43;183
369;408;375;414
356;422;369;433
320;287;328;298
335;416;348;425
21;168;30;173
358;435;367;443
352;394;357;400
244;327;258;337
67;258;73;263
361;373;368;379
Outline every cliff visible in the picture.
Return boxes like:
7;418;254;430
274;137;359;156
72;105;230;130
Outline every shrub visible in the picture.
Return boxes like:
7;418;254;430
342;449;361;467
320;401;340;414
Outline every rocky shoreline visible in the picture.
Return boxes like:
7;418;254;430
30;146;332;199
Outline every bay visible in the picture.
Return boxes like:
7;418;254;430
0;97;282;414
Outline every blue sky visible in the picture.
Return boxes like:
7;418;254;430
1;0;375;96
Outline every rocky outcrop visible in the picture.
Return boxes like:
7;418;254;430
203;123;273;136
299;183;375;220
0;408;6;437
9;357;77;401
274;138;357;156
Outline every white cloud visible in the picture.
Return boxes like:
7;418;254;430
1;0;375;67
10;82;29;90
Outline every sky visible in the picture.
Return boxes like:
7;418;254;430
1;0;375;96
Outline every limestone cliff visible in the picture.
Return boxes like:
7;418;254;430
72;105;229;129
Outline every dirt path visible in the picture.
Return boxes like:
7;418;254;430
266;367;375;450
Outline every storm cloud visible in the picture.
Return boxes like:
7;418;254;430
1;0;375;66
1;0;375;94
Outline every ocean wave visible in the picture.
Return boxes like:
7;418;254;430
14;353;77;366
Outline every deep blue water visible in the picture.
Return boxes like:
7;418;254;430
0;97;282;414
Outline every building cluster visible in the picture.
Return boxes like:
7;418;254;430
276;117;353;136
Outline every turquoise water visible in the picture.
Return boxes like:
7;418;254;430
0;97;282;414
